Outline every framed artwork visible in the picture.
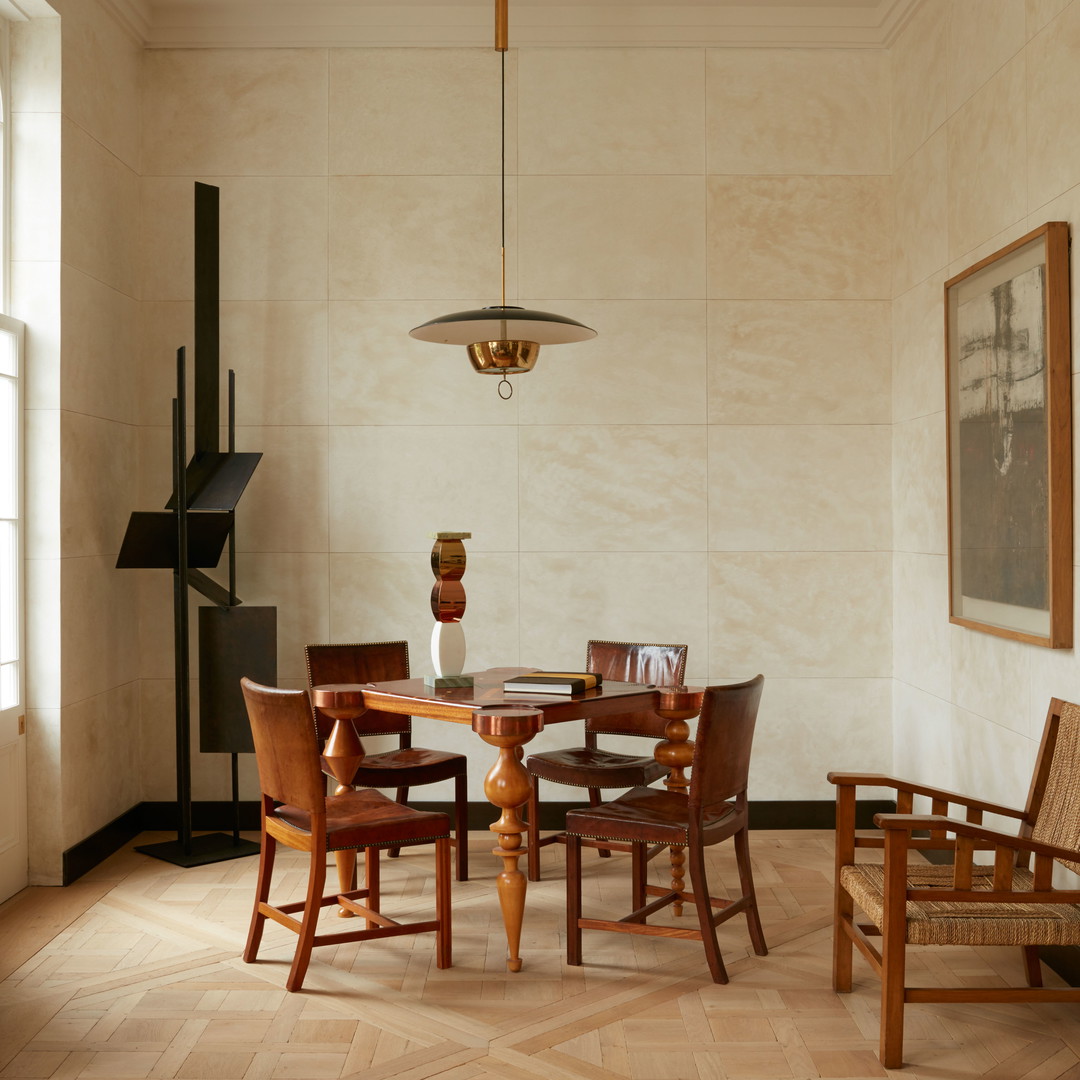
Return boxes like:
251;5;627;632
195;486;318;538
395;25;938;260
945;221;1072;648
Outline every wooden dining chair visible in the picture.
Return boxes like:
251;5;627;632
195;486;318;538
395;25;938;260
240;677;452;992
305;640;469;880
525;639;687;881
830;697;1080;1069
565;675;767;983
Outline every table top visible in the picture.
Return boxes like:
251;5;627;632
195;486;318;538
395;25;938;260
351;666;666;726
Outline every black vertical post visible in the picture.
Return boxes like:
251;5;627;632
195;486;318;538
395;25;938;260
228;369;237;605
194;183;219;461
173;347;192;853
231;754;241;843
227;367;240;843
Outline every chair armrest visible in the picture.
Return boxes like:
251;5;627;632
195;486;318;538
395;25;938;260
828;772;1026;820
875;813;1080;865
867;813;1080;901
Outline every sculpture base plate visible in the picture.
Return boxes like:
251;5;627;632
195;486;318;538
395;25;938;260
424;674;475;688
136;833;260;867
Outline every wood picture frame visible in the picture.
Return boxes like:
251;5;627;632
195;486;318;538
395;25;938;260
945;221;1072;648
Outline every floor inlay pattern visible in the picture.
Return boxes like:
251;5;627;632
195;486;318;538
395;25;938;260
2;830;1080;1079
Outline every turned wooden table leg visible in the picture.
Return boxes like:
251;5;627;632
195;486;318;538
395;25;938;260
652;685;703;918
472;705;544;973
311;684;369;919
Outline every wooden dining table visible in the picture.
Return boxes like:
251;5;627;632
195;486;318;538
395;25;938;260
310;666;703;973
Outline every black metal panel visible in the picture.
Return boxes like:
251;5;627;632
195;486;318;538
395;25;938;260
194;182;219;461
198;605;277;754
115;510;232;569
165;451;262;512
187;569;236;608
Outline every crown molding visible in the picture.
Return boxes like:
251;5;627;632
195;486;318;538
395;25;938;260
0;0;60;18
877;0;922;47
140;0;921;49
101;0;153;43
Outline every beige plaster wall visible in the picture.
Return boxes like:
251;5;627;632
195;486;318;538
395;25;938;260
891;0;1080;812
16;0;143;882
133;41;894;807
18;5;905;881
27;0;1080;880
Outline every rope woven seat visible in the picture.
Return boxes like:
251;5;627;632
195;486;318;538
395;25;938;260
840;863;1080;947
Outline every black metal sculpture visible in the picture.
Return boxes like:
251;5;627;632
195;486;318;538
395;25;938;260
117;183;276;867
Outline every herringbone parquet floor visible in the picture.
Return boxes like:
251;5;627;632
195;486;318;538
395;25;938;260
3;830;1080;1079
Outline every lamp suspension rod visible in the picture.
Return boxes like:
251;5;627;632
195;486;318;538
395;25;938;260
497;0;507;307
495;0;507;51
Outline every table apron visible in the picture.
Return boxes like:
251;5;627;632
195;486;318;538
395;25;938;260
358;689;662;726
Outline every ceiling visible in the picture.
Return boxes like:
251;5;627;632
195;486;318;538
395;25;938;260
103;0;921;48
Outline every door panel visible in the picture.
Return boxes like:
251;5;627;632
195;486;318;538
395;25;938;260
0;708;25;899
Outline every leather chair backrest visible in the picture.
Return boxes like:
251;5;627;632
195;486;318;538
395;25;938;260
305;640;411;741
689;675;764;811
584;639;688;738
241;677;326;814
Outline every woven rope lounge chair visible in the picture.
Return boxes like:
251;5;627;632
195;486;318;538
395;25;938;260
830;697;1080;1068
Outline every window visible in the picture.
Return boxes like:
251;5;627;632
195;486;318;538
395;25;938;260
0;9;25;902
0;16;21;716
0;313;19;711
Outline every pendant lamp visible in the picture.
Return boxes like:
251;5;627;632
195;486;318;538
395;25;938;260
408;0;597;399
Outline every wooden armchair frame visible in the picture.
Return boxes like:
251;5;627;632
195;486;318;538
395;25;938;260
830;698;1080;1068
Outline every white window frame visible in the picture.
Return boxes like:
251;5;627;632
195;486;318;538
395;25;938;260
0;7;26;900
0;13;21;712
0;312;22;716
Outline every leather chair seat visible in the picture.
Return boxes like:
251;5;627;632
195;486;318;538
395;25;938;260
565;786;737;846
526;747;668;790
350;747;467;788
274;787;451;849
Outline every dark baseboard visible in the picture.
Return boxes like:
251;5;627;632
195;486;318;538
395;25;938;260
62;797;868;884
749;799;893;831
61;801;263;884
138;800;263;832
61;804;145;885
406;798;887;831
118;797;879;838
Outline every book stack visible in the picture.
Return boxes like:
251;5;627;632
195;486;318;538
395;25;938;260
503;671;602;695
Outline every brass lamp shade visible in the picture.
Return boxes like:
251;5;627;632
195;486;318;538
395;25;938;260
410;305;596;347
